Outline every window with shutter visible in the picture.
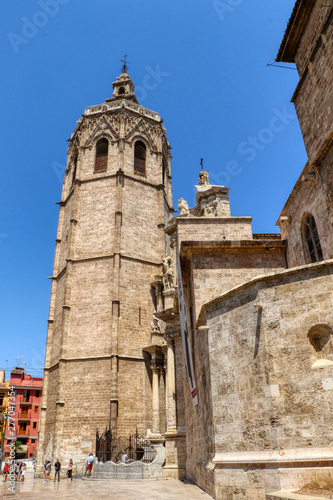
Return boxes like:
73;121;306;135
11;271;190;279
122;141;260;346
95;138;108;172
134;141;146;175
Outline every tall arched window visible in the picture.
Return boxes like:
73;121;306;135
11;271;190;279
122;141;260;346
95;138;108;172
303;213;323;263
134;141;146;175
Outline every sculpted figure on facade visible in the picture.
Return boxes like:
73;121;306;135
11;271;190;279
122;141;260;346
150;314;161;333
163;256;175;291
198;169;209;186
203;204;215;217
178;198;189;217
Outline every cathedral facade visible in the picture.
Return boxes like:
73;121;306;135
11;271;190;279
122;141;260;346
39;0;333;498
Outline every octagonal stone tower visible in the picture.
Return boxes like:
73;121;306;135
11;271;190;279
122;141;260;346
38;69;173;463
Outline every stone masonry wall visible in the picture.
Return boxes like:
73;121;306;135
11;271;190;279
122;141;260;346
177;218;253;243
189;249;286;322
186;262;333;499
294;1;330;76
279;149;333;268
293;5;332;164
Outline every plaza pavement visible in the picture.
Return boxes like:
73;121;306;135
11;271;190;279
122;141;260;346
1;468;214;499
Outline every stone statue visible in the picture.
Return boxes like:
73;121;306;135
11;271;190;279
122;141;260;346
151;315;161;333
198;170;209;186
163;256;174;290
202;204;215;217
213;196;222;217
178;198;189;217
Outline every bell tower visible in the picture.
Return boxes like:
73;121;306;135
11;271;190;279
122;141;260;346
38;69;174;463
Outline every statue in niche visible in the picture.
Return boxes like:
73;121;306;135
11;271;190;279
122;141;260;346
178;198;189;217
163;256;174;291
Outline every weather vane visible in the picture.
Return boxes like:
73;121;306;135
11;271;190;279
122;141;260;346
120;52;129;73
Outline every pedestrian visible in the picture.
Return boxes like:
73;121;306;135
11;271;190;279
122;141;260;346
2;463;10;482
121;450;128;463
86;454;94;477
46;461;51;481
21;463;26;482
54;458;61;482
67;459;73;481
18;462;23;482
43;460;48;481
15;462;19;481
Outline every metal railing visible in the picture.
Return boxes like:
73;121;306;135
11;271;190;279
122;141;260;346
96;429;155;464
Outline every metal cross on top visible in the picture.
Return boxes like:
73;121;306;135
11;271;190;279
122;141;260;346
120;52;129;73
200;158;204;171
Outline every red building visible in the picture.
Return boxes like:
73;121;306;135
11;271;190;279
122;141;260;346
4;367;43;460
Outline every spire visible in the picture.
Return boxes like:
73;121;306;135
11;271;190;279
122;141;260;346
198;157;209;186
105;54;139;104
120;52;129;73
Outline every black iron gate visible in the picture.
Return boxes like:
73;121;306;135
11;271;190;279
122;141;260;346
96;428;155;464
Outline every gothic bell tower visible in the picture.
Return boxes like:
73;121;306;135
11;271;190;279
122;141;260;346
38;68;174;463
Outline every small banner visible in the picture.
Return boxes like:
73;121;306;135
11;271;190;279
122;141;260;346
176;245;198;406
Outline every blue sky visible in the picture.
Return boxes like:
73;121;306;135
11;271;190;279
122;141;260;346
0;0;306;378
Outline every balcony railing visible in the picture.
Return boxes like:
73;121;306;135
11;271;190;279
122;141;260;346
18;429;27;435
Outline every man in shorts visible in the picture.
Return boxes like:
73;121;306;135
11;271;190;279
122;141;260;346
54;459;61;482
86;454;94;477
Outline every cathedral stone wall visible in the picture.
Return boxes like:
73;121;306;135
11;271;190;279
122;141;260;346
188;249;286;321
66;259;116;358
74;180;118;259
116;358;152;436
278;149;333;268
50;274;66;364
117;258;160;356
185;261;333;499
42;359;112;463
292;4;332;164
293;1;329;75
176;217;253;242
57;196;74;271
120;177;165;261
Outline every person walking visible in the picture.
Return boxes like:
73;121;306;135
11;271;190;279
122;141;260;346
21;463;26;482
14;462;19;481
67;459;73;481
43;460;48;481
54;458;61;482
2;463;10;482
18;463;23;482
45;461;51;481
86;454;94;477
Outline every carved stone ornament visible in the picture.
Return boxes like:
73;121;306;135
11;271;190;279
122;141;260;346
201;196;225;217
178;198;189;217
